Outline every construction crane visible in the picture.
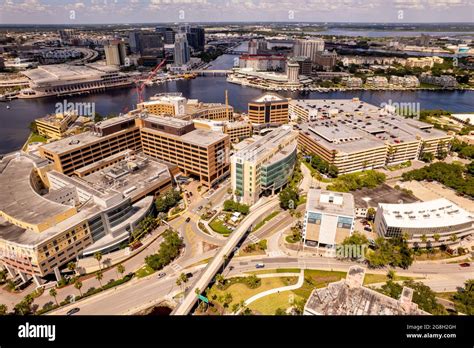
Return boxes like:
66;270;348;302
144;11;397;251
135;58;167;104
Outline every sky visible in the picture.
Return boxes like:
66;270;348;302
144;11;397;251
0;0;473;25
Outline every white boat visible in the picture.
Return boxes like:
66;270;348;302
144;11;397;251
6;105;10;109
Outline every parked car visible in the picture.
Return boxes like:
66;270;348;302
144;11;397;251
185;217;191;223
185;272;193;278
197;206;203;211
130;242;142;251
255;263;265;269
157;272;166;279
459;263;470;268
66;307;80;316
364;226;372;232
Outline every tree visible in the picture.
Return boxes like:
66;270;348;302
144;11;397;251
420;234;428;244
387;269;396;280
14;296;33;315
94;252;103;270
449;234;458;243
215;273;224;287
367;207;376;221
49;288;58;306
0;304;7;315
420;152;434;163
95;271;104;288
67;261;77;274
279;187;299;210
0;269;7;284
93;112;103;123
179;272;189;290
452;280;474;315
176;278;182;291
116;264;125;278
74;280;83;297
275;308;287;315
433;233;441;243
223;292;233;308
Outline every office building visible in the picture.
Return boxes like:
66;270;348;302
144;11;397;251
137;93;234;121
35;112;78;140
0;152;168;284
129;31;164;56
296;99;452;174
39;114;142;176
248;93;289;125
303;189;355;247
238;54;286;71
138;115;230;187
231;127;298;205
304;266;428;315
193;119;252;143
313;50;337;71
137;93;188;117
39;111;230;188
155;26;176;45
365;76;389;88
188;27;205;52
375;198;474;247
174;33;190;66
291;56;312;75
406;56;443;69
104;40;127;66
287;61;300;83
293;38;325;63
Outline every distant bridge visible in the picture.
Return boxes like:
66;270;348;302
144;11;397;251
191;70;232;76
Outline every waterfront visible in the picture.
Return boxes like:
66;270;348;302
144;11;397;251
1;76;474;154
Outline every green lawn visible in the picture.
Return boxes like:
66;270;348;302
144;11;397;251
29;134;47;143
252;211;279;232
209;218;233;235
135;265;155;278
248;290;305;315
207;277;297;313
293;269;347;300
363;273;414;285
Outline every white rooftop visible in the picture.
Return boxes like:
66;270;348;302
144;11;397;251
379;198;474;229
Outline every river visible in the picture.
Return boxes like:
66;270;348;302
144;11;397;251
1;74;474;154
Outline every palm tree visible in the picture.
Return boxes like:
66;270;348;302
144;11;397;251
215;273;224;288
449;234;458;243
433;233;441;243
116;264;125;278
367;207;376;221
95;270;104;288
387;269;396;280
179;272;188;287
421;234;428;244
74;280;83;297
49;288;58;306
94;252;103;270
402;232;410;241
67;261;77;274
176;278;182;291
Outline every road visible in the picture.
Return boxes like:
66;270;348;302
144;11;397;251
50;254;473;315
172;197;280;315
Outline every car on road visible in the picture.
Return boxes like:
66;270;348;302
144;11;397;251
185;217;191;223
459;262;470;267
197;206;203;211
157;272;166;279
255;263;265;269
185;272;193;278
66;307;80;315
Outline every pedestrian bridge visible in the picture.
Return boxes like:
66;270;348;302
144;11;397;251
191;70;232;76
171;198;279;315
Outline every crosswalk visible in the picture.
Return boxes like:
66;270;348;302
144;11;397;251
170;263;183;273
268;250;285;257
248;234;260;244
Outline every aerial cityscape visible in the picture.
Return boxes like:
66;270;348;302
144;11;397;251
0;0;473;345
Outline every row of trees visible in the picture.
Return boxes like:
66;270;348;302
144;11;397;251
223;200;250;215
451;139;474;159
145;230;183;271
305;155;338;178
401;162;474;198
327;170;386;193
